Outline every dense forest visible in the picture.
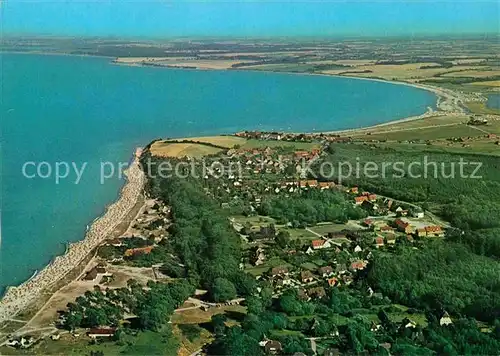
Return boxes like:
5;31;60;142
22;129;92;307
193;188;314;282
207;280;500;355
258;189;367;227
143;155;256;301
318;144;500;322
367;241;500;321
320;144;500;231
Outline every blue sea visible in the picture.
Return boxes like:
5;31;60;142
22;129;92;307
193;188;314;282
487;94;500;110
0;53;436;293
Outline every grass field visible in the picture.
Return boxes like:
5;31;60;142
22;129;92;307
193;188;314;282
173;135;247;148
285;228;318;240
309;223;352;236
356;124;483;142
442;69;500;78
150;141;223;158
174;325;213;356
6;328;179;356
244;257;291;277
232;215;277;226
242;139;321;150
301;262;319;271
470;80;500;87
172;305;247;325
370;140;500;157
347;115;469;137
322;63;478;82
486;120;500;135
465;101;500;115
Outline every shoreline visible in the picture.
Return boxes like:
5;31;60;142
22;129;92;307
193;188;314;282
0;54;467;319
0;151;145;324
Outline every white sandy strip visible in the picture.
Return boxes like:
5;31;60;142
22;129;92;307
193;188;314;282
0;156;145;323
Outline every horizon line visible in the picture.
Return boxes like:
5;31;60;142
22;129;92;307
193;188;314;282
3;32;499;41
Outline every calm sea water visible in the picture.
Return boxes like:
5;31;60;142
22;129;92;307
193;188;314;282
487;94;500;110
0;53;436;293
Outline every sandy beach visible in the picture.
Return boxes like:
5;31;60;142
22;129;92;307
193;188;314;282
298;73;468;135
0;151;145;324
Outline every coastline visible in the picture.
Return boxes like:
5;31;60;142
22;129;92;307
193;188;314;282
0;151;145;324
0;55;467;321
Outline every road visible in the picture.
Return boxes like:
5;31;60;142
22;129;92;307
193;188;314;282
305;227;322;238
468;124;491;135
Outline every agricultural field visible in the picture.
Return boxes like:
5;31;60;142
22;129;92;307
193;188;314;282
242;138;321;150
321;63;478;82
356;124;483;142
115;57;253;69
173;135;247;148
149;141;222;158
441;68;500;78
241;63;323;73
346;114;468;137
470;80;500;87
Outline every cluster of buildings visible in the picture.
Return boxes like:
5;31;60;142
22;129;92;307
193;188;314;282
81;262;112;283
393;218;445;238
234;131;352;143
265;255;368;301
260;233;370;299
98;199;170;263
349;188;421;218
200;146;342;208
221;145;321;176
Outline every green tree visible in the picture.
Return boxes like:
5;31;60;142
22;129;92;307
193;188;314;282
275;230;291;248
210;278;237;302
211;314;228;336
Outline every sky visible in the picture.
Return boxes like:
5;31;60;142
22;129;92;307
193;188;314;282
1;1;499;38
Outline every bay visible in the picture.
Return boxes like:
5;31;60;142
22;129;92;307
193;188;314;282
0;53;436;292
